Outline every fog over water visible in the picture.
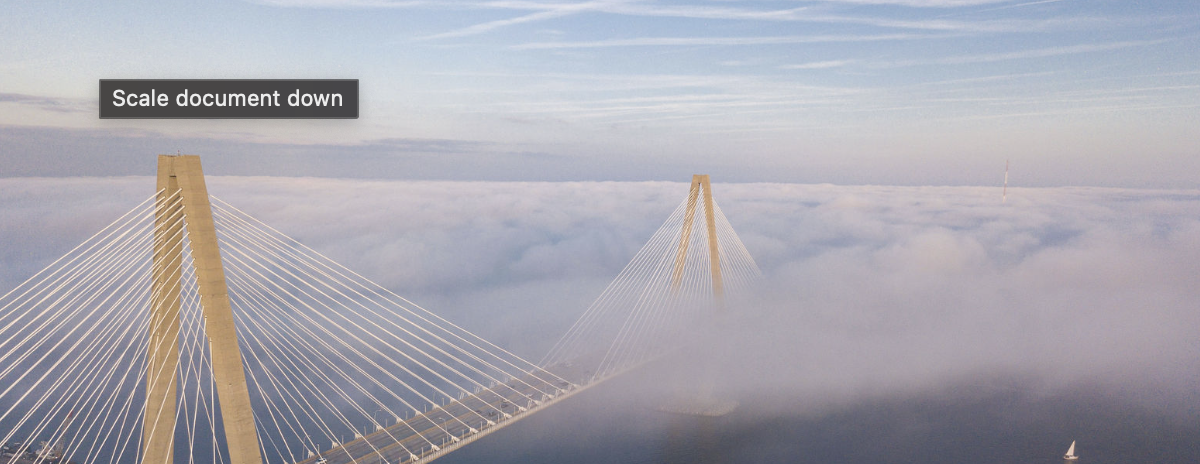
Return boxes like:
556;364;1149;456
1;177;1197;462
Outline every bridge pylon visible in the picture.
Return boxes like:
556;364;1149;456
146;155;262;464
671;174;724;305
661;174;739;417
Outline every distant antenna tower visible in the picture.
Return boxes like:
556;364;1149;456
1003;160;1009;203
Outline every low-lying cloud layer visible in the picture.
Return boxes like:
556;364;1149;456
1;177;1196;416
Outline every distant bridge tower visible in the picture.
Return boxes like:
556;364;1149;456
542;172;759;383
671;174;724;306
661;174;739;417
145;155;262;464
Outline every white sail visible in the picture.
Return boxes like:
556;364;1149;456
1065;440;1076;457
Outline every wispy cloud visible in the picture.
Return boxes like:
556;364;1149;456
251;0;431;7
417;8;578;40
587;3;809;21
880;39;1171;67
513;33;935;49
0;93;91;114
805;0;1010;6
808;13;1091;32
417;1;816;40
415;1;630;40
255;0;1011;11
961;0;1071;14
780;60;857;70
255;0;1090;37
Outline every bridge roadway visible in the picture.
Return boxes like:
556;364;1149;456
294;363;592;464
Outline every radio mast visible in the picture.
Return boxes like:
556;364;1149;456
1003;160;1009;203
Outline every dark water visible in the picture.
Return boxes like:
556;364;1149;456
437;373;1200;464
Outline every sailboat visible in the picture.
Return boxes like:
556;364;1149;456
1063;440;1078;460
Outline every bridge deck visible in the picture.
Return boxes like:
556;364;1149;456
295;363;594;464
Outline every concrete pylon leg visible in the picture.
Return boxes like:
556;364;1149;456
146;155;263;464
145;160;183;464
698;175;723;305
670;178;701;291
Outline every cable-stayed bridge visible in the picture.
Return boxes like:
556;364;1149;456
0;156;760;464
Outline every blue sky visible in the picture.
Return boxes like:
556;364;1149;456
1;0;1198;185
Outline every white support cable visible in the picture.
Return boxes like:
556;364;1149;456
598;213;685;376
228;289;421;455
213;208;528;396
225;269;449;451
172;286;206;464
617;212;699;368
134;224;201;464
712;202;762;286
140;270;200;464
233;302;439;460
709;205;746;286
215;244;478;428
0;210;167;379
167;266;286;464
83;259;188;464
541;197;689;367
207;206;590;458
102;264;188;464
21;267;155;448
212;215;548;406
180;276;230;464
545;185;762;382
251;408;289;464
0;199;184;387
247;370;299;464
244;356;312;463
0;192;161;318
210;198;566;388
80;252;189;464
224;262;437;418
0;193;178;363
166;250;216;464
235;322;381;464
7;208;188;449
548;240;664;367
227;285;450;460
21;284;151;464
225;270;408;452
225;272;434;441
77;336;150;464
215;217;496;394
61;311;151;464
212;211;556;401
178;276;213;464
546;196;689;369
638;205;711;362
0;217;180;446
178;253;216;464
229;294;347;451
610;193;711;375
77;321;153;464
